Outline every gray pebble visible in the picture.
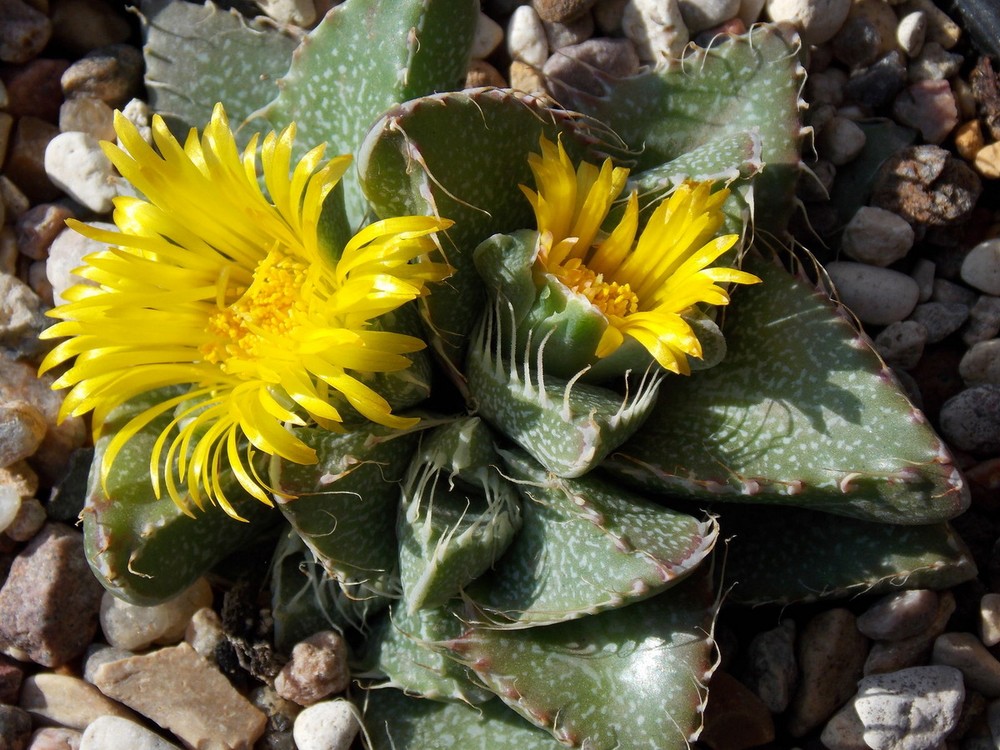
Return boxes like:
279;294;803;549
0;400;47;468
544;37;640;96
826;261;921;325
961;239;1000;295
865;591;955;676
817;116;866;165
744;619;797;713
0;704;33;750
677;0;740;33
932;631;1000;697
832;15;882;68
960;339;1000;386
932;278;978;306
841;206;914;266
964;295;1000;346
874;320;927;370
908;301;968;343
543;12;594;49
908;41;963;82
623;0;690;62
939;385;1000;455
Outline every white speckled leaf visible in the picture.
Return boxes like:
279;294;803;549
463;450;717;626
271;426;420;596
399;418;521;613
140;0;297;146
262;0;478;224
363;605;494;704
450;570;717;748
361;688;563;749
721;506;977;605
557;25;804;231
607;256;969;524
83;388;277;606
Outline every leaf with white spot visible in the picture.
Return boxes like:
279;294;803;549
272;425;420;597
606;256;969;524
722;506;977;605
140;0;297;147
450;569;717;749
262;0;479;224
361;688;564;749
463;450;717;626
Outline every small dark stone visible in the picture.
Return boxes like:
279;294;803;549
0;0;51;64
871;145;982;226
15;203;76;261
532;0;596;23
939;384;1000;455
0;655;24;705
845;51;907;110
0;58;70;122
970;56;1000;142
832;16;881;68
0;704;32;750
60;43;144;108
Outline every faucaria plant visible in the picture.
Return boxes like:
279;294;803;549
39;0;974;747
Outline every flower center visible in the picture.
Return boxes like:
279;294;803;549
557;263;639;318
202;248;307;369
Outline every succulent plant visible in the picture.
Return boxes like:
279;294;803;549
45;1;975;748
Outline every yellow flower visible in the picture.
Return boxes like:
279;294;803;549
520;136;759;375
39;104;451;518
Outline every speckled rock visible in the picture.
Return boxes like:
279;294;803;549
909;301;968;343
765;0;850;44
854;666;965;750
841;206;914;266
533;0;596;23
939;385;1000;455
0;273;48;356
0;654;23;705
292;701;359;750
274;631;350;707
744;619;797;713
827;262;921;325
964;296;1000;346
787;608;869;737
0;523;104;667
871;144;981;227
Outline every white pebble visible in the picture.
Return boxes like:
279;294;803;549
253;0;316;26
100;578;214;651
961;239;1000;296
765;0;850;44
471;12;504;59
981;594;1000;647
0;484;21;536
896;11;928;57
81;715;181;750
841;206;914;267
826;261;921;326
46;223;116;306
293;700;359;750
961;339;1000;386
623;0;690;63
507;5;549;68
43;132;122;213
854;666;964;750
119;98;152;145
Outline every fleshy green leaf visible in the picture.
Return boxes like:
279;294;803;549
361;688;563;749
362;604;493;704
464;450;717;626
398;418;520;613
554;26;804;232
721;505;977;605
261;0;479;224
607;255;969;524
140;0;297;146
83;388;278;606
271;425;420;597
449;570;717;749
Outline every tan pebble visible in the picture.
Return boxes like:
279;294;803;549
898;0;960;48
465;60;507;89
955;120;985;161
509;60;549;98
849;0;899;55
974;142;1000;179
19;673;139;729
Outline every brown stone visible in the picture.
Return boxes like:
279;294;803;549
274;630;350;707
94;643;268;750
49;0;131;56
0;523;105;667
0;653;24;705
19;673;139;729
971;56;1000;142
532;0;596;23
871;145;982;226
0;0;51;64
0;58;69;122
4;116;61;203
974;142;1000;180
465;59;507;89
699;671;776;750
15;202;75;260
954;119;985;162
61;44;144;108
